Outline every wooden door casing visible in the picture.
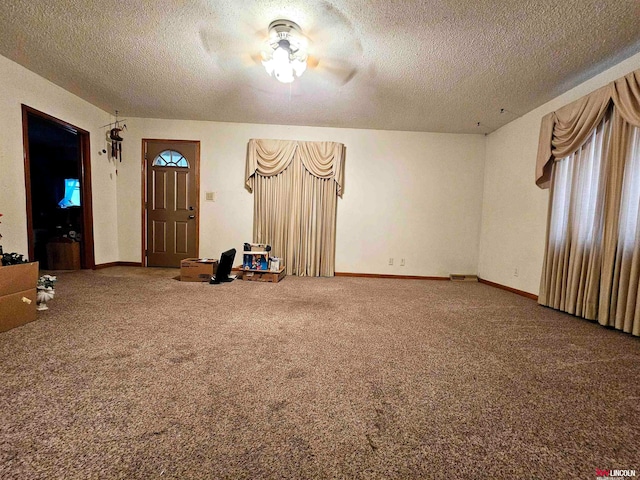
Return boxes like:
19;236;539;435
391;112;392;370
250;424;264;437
21;105;95;269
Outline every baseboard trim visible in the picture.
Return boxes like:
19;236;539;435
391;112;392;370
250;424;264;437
94;261;143;270
87;265;537;300
335;272;449;281
478;278;538;300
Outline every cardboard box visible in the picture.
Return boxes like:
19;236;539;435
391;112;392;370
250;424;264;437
242;252;269;271
0;262;38;333
0;289;37;332
241;267;286;283
180;258;218;282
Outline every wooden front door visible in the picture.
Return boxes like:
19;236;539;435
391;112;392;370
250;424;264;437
144;140;199;267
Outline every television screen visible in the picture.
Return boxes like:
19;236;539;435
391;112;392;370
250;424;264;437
210;248;237;284
58;178;81;208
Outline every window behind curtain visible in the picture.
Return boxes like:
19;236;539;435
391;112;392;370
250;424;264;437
609;124;640;332
617;126;640;250
549;120;607;246
544;113;610;316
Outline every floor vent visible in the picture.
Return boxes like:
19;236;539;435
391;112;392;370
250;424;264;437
449;274;478;282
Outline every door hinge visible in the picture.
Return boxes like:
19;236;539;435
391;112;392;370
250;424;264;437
145;250;148;256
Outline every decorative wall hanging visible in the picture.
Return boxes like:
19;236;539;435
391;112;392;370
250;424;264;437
102;110;126;162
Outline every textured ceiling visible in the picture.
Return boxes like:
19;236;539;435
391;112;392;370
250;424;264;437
1;0;640;134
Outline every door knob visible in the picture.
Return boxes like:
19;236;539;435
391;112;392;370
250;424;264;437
188;215;195;219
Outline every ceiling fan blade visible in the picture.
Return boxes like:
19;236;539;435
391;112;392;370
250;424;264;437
331;66;358;86
301;11;363;87
198;22;266;56
198;27;217;56
199;26;263;71
250;52;263;65
307;55;321;69
311;58;359;86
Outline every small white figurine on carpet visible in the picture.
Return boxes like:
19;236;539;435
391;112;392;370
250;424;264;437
36;274;57;311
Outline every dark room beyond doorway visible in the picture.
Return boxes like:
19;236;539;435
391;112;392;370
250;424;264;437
22;106;94;270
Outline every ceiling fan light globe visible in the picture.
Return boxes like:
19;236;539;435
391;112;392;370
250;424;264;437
272;45;290;65
262;59;275;76
274;65;295;83
292;59;307;76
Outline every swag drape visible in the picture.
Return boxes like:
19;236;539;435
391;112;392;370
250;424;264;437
536;70;640;188
245;139;345;277
536;69;640;336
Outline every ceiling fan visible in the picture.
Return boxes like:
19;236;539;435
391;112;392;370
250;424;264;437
199;14;361;88
260;19;309;84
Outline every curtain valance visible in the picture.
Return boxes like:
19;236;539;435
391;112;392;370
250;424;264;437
536;69;640;188
246;139;345;197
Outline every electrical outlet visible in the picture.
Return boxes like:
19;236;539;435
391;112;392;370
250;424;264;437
388;258;394;266
400;258;405;266
514;267;519;277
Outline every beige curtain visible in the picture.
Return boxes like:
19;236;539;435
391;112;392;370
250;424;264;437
600;119;640;335
537;68;640;336
245;139;345;277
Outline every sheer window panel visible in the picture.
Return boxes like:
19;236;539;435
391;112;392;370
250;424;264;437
611;124;640;334
543;115;609;316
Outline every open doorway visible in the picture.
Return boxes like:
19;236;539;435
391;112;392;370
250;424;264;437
22;105;95;269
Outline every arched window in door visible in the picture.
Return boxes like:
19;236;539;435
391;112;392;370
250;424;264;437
153;150;189;167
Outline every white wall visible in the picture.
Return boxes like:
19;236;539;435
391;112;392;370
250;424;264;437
478;51;640;295
0;55;118;264
5;46;640;283
120;120;486;276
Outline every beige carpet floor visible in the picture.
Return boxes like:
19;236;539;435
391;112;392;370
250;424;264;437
0;267;639;479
